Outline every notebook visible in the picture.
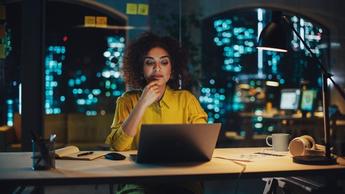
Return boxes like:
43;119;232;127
135;123;221;163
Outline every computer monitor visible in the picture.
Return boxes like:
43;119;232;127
300;89;317;112
279;89;301;110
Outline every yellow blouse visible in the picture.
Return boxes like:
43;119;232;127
105;87;208;151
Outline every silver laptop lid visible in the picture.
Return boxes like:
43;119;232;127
136;123;221;163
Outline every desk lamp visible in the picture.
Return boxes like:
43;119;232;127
257;11;345;165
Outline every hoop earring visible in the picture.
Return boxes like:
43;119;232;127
178;74;182;89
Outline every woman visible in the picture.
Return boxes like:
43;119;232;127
106;32;207;194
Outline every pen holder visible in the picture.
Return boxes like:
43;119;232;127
32;138;55;170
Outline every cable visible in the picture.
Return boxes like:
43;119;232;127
214;157;247;194
232;160;246;194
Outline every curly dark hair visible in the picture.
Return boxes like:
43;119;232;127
122;32;191;90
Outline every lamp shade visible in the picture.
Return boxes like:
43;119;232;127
257;17;288;52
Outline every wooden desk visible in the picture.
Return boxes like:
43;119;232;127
1;147;344;187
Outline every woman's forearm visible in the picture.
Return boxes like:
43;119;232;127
121;100;147;137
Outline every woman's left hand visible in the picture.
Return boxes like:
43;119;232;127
139;80;161;107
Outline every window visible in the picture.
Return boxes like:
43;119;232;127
201;8;329;134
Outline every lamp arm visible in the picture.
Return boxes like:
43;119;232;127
282;16;345;103
282;16;331;77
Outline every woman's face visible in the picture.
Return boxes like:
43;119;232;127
143;47;172;85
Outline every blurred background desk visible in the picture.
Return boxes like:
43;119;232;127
240;113;324;140
223;112;345;154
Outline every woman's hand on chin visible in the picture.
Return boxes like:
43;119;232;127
139;80;162;107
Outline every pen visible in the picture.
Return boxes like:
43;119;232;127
77;151;94;157
214;156;252;162
254;152;285;157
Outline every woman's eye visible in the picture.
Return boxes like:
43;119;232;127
160;59;170;65
144;59;155;66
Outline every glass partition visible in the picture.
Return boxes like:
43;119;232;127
0;1;333;150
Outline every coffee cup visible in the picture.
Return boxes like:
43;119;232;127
266;133;289;151
288;135;316;156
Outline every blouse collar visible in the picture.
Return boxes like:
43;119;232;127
158;86;173;109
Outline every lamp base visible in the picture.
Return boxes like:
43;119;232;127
293;156;336;165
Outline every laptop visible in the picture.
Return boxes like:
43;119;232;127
135;123;221;163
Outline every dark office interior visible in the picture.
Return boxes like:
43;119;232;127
1;0;345;194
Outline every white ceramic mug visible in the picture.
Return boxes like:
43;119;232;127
266;133;290;151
